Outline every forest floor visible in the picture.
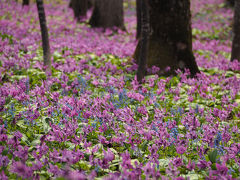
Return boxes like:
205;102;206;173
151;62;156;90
0;0;240;179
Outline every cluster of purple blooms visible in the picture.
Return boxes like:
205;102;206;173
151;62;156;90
0;0;240;179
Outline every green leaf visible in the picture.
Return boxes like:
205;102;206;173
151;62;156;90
141;140;148;152
16;120;27;129
53;51;62;61
2;149;8;156
208;149;218;163
31;139;41;146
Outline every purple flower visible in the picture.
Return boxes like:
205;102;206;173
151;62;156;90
197;160;210;169
188;95;194;102
0;171;8;180
175;177;185;180
48;163;63;177
127;92;144;101
0;97;5;112
0;134;7;141
206;170;218;180
176;146;186;155
103;148;115;162
121;151;131;161
13;145;29;161
14;131;22;139
186;160;195;171
174;96;180;101
62;170;87;180
137;105;148;115
0;155;9;167
32;160;43;171
99;135;109;145
98;149;115;169
50;91;60;102
151;66;160;74
166;164;179;177
143;162;155;177
215;163;228;176
172;157;183;167
10;161;33;179
121;151;133;169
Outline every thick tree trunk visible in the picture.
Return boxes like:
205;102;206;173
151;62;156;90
22;0;29;6
36;0;51;71
69;0;93;9
89;0;125;30
136;0;141;39
69;0;88;21
134;0;199;76
231;0;240;62
137;0;149;83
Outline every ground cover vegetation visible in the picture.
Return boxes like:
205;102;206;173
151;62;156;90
0;0;240;179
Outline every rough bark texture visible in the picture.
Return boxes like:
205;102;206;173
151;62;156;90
69;0;93;9
136;0;141;39
137;0;149;82
22;0;29;6
69;0;88;20
134;0;199;76
89;0;125;30
231;0;240;62
36;0;51;70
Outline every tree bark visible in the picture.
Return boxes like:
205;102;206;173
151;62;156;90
231;0;240;62
137;0;149;83
87;0;94;9
136;0;141;39
36;0;51;71
22;0;29;6
69;0;88;21
89;0;125;30
134;0;199;76
226;0;235;6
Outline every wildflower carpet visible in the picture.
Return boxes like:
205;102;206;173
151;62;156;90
0;0;240;179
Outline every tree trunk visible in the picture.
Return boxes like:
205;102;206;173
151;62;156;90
226;0;235;6
69;0;88;21
136;0;141;39
87;0;94;9
134;0;199;76
137;0;149;83
36;0;51;71
231;0;240;62
22;0;29;6
89;0;125;30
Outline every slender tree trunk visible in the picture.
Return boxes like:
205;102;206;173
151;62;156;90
69;0;88;21
231;0;240;62
69;0;73;8
36;0;51;71
87;0;94;9
137;0;149;83
134;0;199;76
226;0;235;6
89;0;125;30
22;0;29;6
136;0;141;39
